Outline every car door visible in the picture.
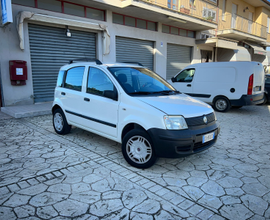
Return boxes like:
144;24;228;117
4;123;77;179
59;66;86;124
80;67;119;138
171;68;195;95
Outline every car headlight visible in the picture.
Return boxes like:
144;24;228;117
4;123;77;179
164;116;188;130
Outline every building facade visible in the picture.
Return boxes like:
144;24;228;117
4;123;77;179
0;0;269;107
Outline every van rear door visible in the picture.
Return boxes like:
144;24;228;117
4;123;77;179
250;63;265;95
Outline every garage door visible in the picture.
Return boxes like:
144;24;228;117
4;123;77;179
28;24;96;103
116;37;154;70
166;44;192;80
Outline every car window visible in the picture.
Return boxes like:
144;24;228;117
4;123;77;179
175;69;195;82
56;70;65;87
87;67;114;97
108;67;176;94
64;67;85;91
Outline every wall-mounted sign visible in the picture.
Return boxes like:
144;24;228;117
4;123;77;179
1;0;13;25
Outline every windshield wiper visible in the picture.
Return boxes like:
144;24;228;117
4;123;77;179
153;90;180;95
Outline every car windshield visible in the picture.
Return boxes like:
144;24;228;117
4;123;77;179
108;67;178;96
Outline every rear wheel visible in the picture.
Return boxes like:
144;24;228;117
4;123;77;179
53;108;71;135
213;96;231;112
122;129;157;169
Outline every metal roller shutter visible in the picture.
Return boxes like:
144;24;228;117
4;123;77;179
166;44;192;80
28;23;96;103
116;37;154;70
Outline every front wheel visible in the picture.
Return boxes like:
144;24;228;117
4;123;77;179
122;129;157;169
53;108;71;135
213;96;231;112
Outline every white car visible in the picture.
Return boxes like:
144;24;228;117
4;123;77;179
52;59;220;168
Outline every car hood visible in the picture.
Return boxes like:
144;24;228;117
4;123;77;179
136;94;213;118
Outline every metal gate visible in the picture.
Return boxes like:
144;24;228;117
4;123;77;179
28;24;96;103
116;37;154;70
166;44;192;80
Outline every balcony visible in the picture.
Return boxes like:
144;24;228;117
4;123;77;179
218;13;267;42
140;0;218;23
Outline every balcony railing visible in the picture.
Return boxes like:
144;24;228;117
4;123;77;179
219;13;267;39
140;0;218;23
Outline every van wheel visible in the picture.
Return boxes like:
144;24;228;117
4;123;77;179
53;108;71;135
213;96;231;112
122;129;157;169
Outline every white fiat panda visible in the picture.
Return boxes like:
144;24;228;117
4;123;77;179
52;59;220;168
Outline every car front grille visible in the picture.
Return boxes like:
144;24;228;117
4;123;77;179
185;112;215;126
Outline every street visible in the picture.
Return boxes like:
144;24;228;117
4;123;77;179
0;105;270;219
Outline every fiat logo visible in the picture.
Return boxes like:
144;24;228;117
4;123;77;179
203;116;208;124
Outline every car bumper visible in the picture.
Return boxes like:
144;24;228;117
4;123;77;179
230;93;264;106
147;122;220;158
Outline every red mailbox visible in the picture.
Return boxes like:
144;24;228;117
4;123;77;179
9;60;28;85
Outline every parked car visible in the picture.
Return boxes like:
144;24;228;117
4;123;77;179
261;74;270;104
170;61;265;112
52;59;220;168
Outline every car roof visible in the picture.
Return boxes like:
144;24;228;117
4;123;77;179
60;61;145;70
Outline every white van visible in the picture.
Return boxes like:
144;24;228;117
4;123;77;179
52;60;220;169
170;61;265;112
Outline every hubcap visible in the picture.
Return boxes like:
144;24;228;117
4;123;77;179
216;99;227;111
54;112;64;132
126;135;152;164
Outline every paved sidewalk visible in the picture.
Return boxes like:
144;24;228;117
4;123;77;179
1;102;52;118
0;105;270;219
0;111;12;120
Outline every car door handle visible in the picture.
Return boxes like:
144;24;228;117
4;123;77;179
61;92;66;95
187;84;191;87
84;98;90;102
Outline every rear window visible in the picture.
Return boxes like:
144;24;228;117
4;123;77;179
64;67;85;91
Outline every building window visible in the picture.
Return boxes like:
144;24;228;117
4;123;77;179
37;0;62;12
162;24;195;38
12;0;35;7
64;2;84;17
12;0;106;21
222;0;226;21
203;7;216;21
113;13;157;31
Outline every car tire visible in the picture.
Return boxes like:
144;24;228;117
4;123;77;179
213;96;231;112
53;108;71;135
122;129;157;169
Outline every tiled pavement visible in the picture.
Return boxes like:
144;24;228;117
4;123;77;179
0;105;269;219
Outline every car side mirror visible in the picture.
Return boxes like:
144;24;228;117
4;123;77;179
171;77;176;82
104;90;118;101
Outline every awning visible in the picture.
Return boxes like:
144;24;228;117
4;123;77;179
196;38;238;50
233;46;251;61
16;11;111;55
244;41;266;56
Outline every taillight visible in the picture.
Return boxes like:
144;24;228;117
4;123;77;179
247;74;254;95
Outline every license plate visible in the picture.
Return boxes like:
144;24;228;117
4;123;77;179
202;132;215;143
